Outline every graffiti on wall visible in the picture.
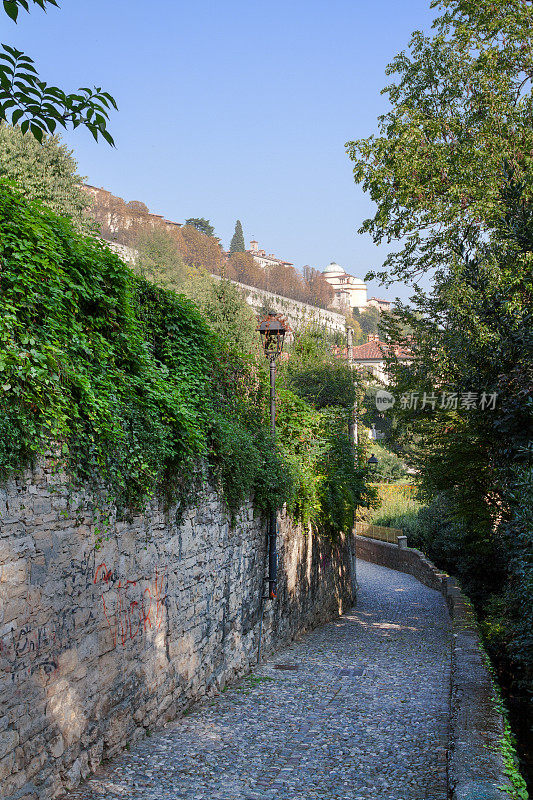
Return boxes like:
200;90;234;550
0;554;168;684
93;564;167;648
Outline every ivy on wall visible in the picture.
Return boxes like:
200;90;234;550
0;181;370;534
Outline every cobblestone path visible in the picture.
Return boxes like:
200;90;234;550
64;560;451;800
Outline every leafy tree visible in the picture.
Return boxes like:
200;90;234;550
346;0;533;286
0;2;116;144
0;122;88;218
354;305;380;338
179;224;225;274
365;442;407;483
229;219;245;253
227;250;265;287
192;277;258;355
185;217;215;238
134;228;191;292
347;0;533;765
302;265;334;309
284;327;359;412
269;263;306;303
344;311;364;344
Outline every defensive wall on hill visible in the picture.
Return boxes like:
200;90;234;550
104;241;346;335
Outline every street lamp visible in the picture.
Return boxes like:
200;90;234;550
367;453;378;467
258;314;287;361
257;314;289;598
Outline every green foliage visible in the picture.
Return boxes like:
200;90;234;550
229;219;245;253
0;2;116;144
481;456;533;747
133;233;259;354
0;180;287;518
275;391;372;538
185;217;215;238
210;407;287;519
0;123;88;219
134;228;192;292
481;650;530;800
190;277;259;356
346;0;533;285
366;442;408;483
365;483;421;532
284;326;358;410
276;326;375;537
287;361;356;410
3;0;58;22
315;413;372;538
0;45;117;145
349;0;533;774
354;305;380;338
0;180;212;509
0;181;374;543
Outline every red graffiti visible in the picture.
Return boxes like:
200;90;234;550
93;563;113;583
2;557;169;684
94;565;167;648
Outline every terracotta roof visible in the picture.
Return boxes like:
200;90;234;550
351;340;411;360
351;341;388;359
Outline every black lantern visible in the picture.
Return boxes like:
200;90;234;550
367;453;378;466
257;314;288;360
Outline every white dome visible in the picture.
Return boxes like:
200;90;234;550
322;262;345;275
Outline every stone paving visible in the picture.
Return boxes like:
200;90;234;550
62;560;451;800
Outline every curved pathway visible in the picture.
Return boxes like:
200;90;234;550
64;560;451;800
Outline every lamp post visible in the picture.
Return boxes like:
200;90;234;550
257;314;288;599
346;326;358;449
367;453;378;467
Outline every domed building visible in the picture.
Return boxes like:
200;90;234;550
322;262;368;310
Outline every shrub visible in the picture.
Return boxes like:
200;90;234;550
0;181;372;538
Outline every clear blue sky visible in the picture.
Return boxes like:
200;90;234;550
7;0;436;303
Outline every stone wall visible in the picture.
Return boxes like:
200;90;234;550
225;279;347;335
356;534;445;592
0;461;355;800
356;536;511;800
102;241;347;336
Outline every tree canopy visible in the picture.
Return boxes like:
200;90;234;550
347;0;533;285
0;123;88;218
348;0;533;772
229;219;246;253
185;217;216;238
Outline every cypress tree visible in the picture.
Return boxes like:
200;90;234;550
229;219;245;253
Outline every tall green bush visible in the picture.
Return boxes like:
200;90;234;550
0;181;371;537
0;180;212;509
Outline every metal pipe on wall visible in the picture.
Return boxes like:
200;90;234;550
268;358;277;598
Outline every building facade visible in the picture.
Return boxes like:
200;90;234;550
366;297;392;313
248;240;293;270
321;262;368;310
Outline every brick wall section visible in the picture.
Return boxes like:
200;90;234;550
356;536;510;800
0;460;355;800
